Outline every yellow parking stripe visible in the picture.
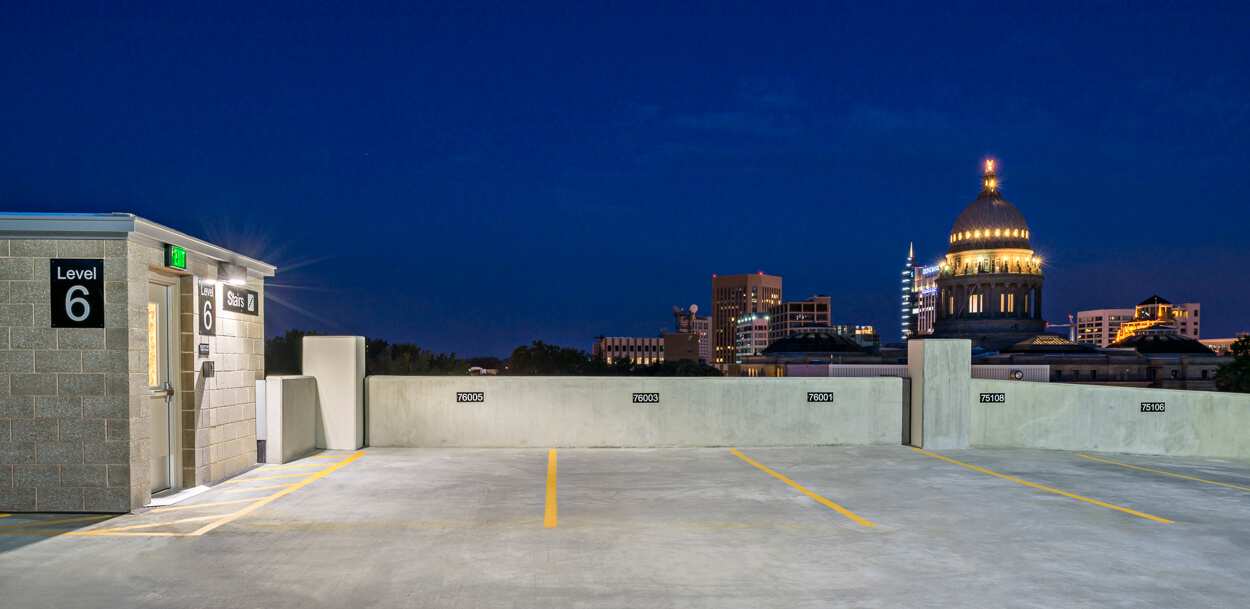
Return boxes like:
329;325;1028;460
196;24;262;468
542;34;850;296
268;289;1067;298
913;448;1172;523
223;472;315;483
309;455;349;459
189;451;365;536
731;449;875;527
86;515;223;534
151;499;263;513
223;483;298;493
261;463;327;470
1077;454;1250;492
544;449;558;528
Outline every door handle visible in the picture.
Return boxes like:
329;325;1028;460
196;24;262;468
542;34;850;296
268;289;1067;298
149;381;175;399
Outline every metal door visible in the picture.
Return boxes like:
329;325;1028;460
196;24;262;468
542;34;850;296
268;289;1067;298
148;282;176;492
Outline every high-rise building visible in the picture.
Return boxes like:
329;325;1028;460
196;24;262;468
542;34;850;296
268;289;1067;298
735;313;771;363
712;273;782;364
913;263;940;336
902;243;918;340
673;305;712;364
768;295;831;342
931;160;1047;351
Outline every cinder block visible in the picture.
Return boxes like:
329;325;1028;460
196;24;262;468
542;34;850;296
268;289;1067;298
104;303;128;327
0;304;33;327
0;442;35;464
34;350;81;373
0;350;34;373
12;419;59;442
85;441;128;464
58;374;106;396
105;327;129;350
11;373;58;396
57;240;105;257
83;396;128;419
58;329;105;350
128;484;149;511
36;442;83;464
60;419;106;442
84;486;129;512
11;327;57;349
11;239;56;257
105;374;129;396
35;396;83;418
0;464;10;487
104;281;128;305
0;487;36;510
0;419;8;442
62;464;107;487
14;464;60;487
37;487;83;511
0;396;35;419
82;350;127;373
107;418;130;442
105;240;127;259
32;304;50;327
0;282;8;303
0;258;33;280
107;464;130;487
9;281;49;304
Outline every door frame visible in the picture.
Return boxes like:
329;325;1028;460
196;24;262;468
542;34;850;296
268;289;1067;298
148;271;184;492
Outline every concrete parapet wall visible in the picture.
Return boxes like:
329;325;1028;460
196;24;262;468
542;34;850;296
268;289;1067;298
264;376;317;464
303;336;364;450
971;379;1250;459
366;376;905;448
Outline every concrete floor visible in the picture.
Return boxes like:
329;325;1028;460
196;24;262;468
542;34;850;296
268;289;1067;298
2;446;1249;608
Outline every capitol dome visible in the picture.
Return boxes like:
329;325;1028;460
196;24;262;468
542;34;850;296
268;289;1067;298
948;161;1032;255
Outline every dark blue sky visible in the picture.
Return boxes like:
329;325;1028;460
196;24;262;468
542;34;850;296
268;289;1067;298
4;1;1248;356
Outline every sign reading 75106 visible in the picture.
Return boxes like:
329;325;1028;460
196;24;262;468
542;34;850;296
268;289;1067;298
50;259;104;328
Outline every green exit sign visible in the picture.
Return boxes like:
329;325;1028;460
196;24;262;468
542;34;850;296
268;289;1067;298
166;245;187;270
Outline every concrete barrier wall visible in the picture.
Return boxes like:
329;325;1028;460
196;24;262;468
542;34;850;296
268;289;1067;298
265;376;318;464
367;376;906;448
971;379;1250;459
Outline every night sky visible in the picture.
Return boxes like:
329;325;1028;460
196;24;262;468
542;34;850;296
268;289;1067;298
4;2;1248;357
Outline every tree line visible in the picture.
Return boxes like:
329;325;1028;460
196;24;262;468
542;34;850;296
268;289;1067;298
264;331;722;377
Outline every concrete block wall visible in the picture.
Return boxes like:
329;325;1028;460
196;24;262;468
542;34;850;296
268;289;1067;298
0;238;136;512
175;259;264;486
367;376;906;448
971;379;1250;459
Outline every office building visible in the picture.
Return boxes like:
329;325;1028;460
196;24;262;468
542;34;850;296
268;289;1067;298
767;295;831;342
1109;296;1201;343
594;336;665;365
931;160;1048;351
914;263;940;336
1076;308;1135;347
1202;333;1248;356
901;243;917;340
712;273;782;364
662;333;701;363
672;305;712;364
735;313;771;363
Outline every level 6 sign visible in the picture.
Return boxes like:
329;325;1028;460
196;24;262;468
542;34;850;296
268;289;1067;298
222;285;259;316
50;259;104;328
198;279;216;336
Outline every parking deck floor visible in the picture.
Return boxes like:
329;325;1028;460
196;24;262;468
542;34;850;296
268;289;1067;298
2;446;1249;608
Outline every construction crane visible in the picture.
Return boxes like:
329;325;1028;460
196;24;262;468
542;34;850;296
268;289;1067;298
1044;314;1077;342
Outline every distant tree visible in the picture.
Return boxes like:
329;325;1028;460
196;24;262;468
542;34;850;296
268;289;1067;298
264;329;324;376
367;339;470;376
1215;337;1250;393
634;359;724;377
468;356;504;370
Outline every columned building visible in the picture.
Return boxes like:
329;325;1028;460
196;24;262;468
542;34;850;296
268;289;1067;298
932;161;1047;351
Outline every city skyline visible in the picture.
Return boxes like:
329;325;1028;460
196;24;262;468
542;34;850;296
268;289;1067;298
3;2;1248;357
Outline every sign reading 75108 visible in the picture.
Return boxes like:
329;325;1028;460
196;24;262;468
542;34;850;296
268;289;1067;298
50;259;104;328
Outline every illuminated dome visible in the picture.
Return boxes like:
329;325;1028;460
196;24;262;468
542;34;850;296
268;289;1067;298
948;161;1031;255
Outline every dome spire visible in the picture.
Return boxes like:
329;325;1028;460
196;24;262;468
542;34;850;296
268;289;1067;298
982;159;998;195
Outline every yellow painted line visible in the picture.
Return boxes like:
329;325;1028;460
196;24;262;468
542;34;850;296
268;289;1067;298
1077;454;1250;492
544;449;558;528
223;483;298;494
189;451;365;536
0;514;8;518
913;448;1172;523
309;455;350;459
261;463;328;470
151;499;263;513
223;472;315;483
86;514;223;534
730;449;875;527
0;515;110;531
